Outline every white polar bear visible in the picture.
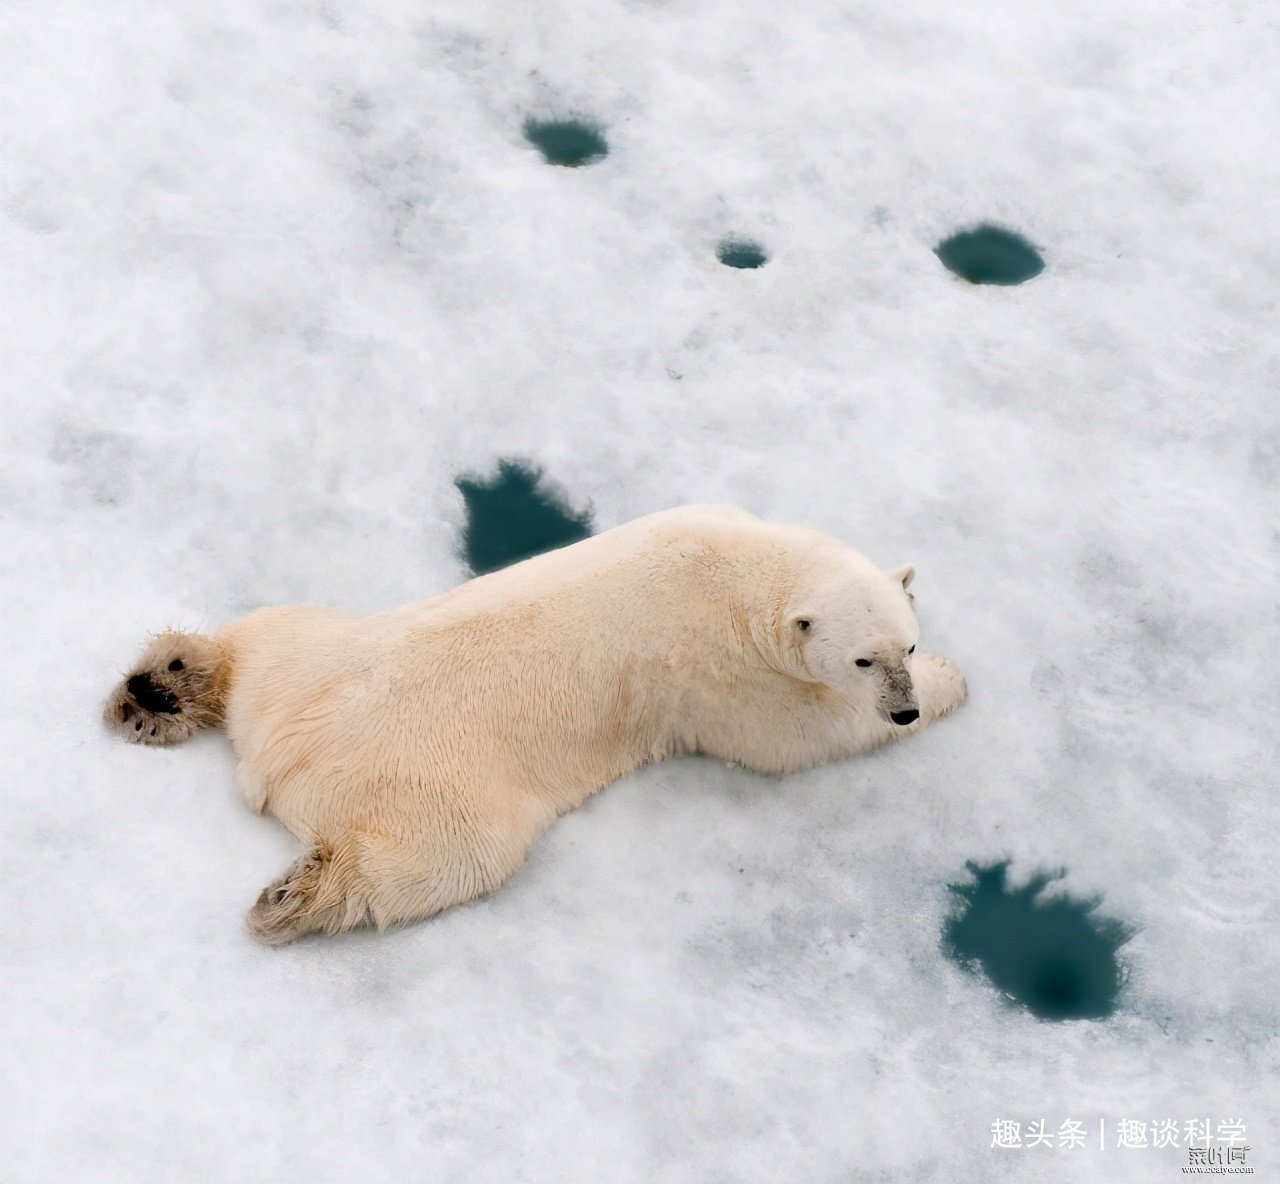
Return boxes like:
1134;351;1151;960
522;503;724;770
104;505;966;944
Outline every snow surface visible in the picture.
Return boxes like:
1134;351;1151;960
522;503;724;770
3;0;1278;1179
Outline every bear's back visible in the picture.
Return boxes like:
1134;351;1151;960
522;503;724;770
402;504;771;626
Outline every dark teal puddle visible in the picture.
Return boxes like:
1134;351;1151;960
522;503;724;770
717;238;768;269
455;459;594;575
934;225;1044;285
522;118;608;167
942;861;1133;1020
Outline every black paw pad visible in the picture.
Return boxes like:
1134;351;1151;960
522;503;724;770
126;673;181;714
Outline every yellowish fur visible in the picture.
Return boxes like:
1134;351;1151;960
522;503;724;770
105;505;967;944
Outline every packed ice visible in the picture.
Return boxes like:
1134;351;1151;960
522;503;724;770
3;0;1276;1179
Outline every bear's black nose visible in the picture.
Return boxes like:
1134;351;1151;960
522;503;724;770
890;708;920;726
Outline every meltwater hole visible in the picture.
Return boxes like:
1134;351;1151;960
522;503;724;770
716;238;768;269
523;118;609;167
942;861;1132;1021
455;458;594;576
934;225;1044;285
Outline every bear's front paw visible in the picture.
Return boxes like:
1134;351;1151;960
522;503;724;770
914;651;968;720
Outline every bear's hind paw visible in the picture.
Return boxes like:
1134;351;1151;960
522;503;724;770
103;674;200;746
102;630;225;747
247;844;333;947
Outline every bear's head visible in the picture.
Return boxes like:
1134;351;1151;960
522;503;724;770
780;559;922;725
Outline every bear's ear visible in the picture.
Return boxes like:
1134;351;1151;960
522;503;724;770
888;565;916;590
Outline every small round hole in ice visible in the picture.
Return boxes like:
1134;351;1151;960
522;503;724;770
934;225;1044;285
716;238;768;269
522;118;609;168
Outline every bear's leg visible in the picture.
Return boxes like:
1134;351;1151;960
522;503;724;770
909;651;968;725
103;630;229;746
246;818;544;946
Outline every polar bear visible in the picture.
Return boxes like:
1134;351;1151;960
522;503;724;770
104;505;966;944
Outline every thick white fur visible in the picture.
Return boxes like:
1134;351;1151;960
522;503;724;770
107;504;966;943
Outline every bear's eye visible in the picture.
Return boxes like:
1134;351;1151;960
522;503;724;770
796;619;811;632
907;645;915;655
855;658;873;668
